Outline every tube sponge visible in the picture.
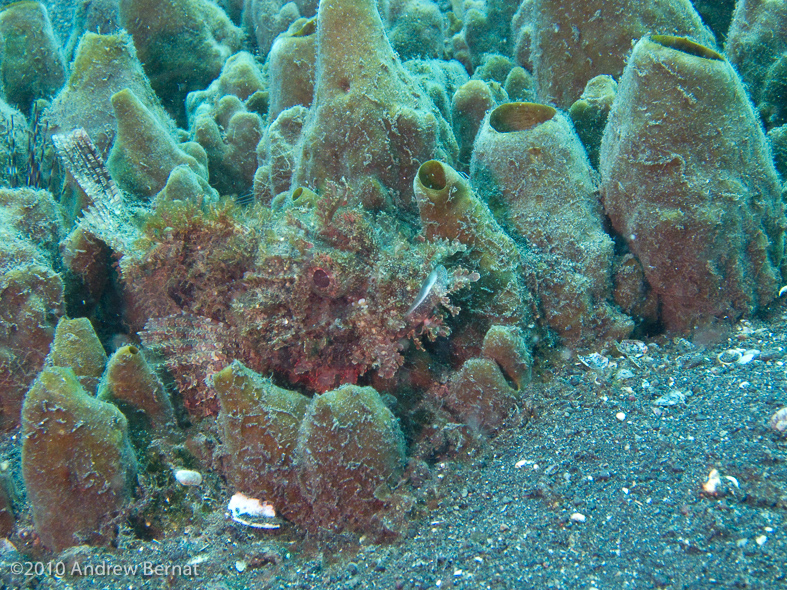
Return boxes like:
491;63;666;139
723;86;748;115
445;358;519;435
295;384;405;534
49;317;107;394
0;1;65;113
22;367;137;551
512;0;713;108
413;160;533;329
600;35;785;332
471;102;632;345
98;345;175;432
292;0;456;211
107;88;209;199
213;361;310;522
119;0;242;124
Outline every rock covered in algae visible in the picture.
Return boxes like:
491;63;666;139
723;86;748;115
98;345;174;432
291;0;457;211
49;317;107;394
0;1;66;114
295;383;405;534
471;102;632;346
0;187;64;430
600;35;785;333
22;366;137;551
213;361;310;521
47;31;173;156
107;88;209;199
512;0;714;108
119;0;243;124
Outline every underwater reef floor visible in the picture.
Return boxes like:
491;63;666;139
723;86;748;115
2;301;787;589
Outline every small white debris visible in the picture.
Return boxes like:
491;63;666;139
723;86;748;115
718;349;743;365
173;469;202;486
616;339;648;358
737;350;760;365
454;569;463;577
515;459;527;468
756;535;767;546
779;286;787;297
702;469;722;495
235;560;247;572
570;512;586;523
187;554;209;566
724;475;740;489
653;390;686;406
615;412;626;421
227;493;279;530
578;352;609;373
769;407;787;432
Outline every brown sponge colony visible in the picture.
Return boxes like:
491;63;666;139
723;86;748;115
215;362;405;535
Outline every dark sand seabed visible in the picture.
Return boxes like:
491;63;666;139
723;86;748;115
3;299;787;590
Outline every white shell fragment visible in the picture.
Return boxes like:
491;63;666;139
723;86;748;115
702;469;722;495
779;286;787;297
616;339;648;358
227;493;279;530
653;390;686;406
577;352;609;373
174;469;203;486
769;407;787;433
717;348;760;365
570;512;586;523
